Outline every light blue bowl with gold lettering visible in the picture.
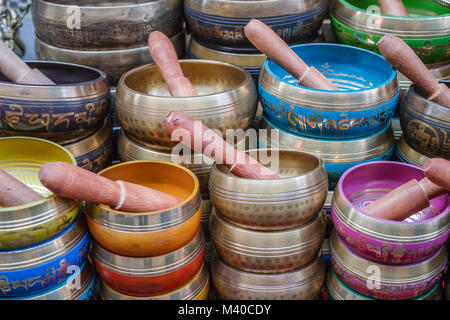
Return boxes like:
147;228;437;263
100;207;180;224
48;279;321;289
259;43;399;140
0;213;90;297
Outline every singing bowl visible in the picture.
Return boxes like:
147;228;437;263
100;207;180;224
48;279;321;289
210;208;325;273
62;117;113;173
118;129;250;199
211;254;325;300
35;31;186;87
399;83;450;159
99;263;209;300
259;43;399;139
0;61;110;144
330;230;448;300
327;268;443;300
395;135;431;168
0;137;81;250
201;200;212;241
331;0;450;67
93;228;205;296
184;0;328;49
259;117;395;189
332;161;450;265
115;59;258;151
0;214;90;297
85;161;202;257
32;0;183;50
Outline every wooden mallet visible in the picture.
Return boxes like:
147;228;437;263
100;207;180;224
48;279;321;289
377;0;408;16
244;19;338;91
363;158;450;221
0;40;55;85
378;34;450;107
0;169;44;207
38;162;184;213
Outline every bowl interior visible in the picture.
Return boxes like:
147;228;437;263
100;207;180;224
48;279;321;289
343;0;450;16
340;161;449;223
0;137;76;201
216;149;320;179
0;62;102;85
266;44;395;92
98;161;197;203
124;61;247;97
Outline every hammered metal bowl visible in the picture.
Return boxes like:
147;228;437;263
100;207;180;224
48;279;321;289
184;0;328;49
0;214;90;297
0;137;81;251
210;208;325;273
331;0;450;67
395;135;431;167
211;254;325;300
259;117;395;189
85;161;202;257
0;61;110;144
327;268;444;300
0;261;97;300
99;263;209;300
115;59;258;151
259;43;399;139
209;149;328;230
332;161;450;265
62;117;113;173
32;0;184;50
399;83;450;159
93;228;204;296
35;31;186;86
330;230;448;300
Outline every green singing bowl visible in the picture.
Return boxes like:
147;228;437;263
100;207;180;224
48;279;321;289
331;0;450;67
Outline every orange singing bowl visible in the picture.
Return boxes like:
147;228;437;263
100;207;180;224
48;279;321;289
93;228;205;296
85;161;202;257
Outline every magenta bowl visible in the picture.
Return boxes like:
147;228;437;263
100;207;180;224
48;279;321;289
332;161;449;265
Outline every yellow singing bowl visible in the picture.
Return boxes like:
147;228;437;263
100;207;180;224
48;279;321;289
85;160;202;257
0;136;81;250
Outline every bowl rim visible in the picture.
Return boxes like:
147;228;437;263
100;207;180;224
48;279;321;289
33;0;172;9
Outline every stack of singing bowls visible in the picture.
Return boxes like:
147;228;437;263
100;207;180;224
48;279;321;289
87;161;209;300
0;61;113;173
115;59;258;284
32;0;186;87
210;149;328;300
395;81;450;166
329;161;449;300
0;137;95;300
330;0;450;140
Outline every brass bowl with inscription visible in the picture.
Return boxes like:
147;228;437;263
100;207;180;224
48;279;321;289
394;135;431;168
211;254;325;300
32;0;184;50
114;59;258;151
399;82;450;159
0;137;81;250
0;61;110;144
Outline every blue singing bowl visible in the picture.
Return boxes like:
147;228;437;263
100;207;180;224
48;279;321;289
0;213;91;297
259;43;399;140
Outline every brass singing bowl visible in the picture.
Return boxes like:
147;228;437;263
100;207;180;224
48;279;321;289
0;137;81;250
32;0;184;50
330;230;448;300
63;117;113;173
211;254;325;300
115;59;258;151
118;129;251;200
327;268;444;300
85;161;202;257
35;30;186;86
210;208;325;273
99;263;209;300
209;149;328;230
395;135;431;168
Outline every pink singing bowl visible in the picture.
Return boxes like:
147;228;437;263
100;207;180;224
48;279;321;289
331;161;449;265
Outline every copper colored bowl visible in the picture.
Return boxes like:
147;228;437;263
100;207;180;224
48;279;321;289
93;228;205;296
85;161;202;257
